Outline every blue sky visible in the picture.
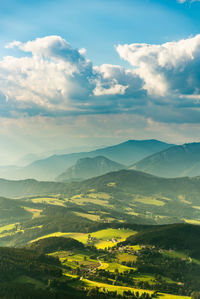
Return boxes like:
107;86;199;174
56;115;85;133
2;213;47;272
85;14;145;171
1;0;200;164
1;0;200;64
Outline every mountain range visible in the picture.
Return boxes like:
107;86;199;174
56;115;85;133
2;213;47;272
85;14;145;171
0;139;173;180
56;156;125;182
133;142;200;178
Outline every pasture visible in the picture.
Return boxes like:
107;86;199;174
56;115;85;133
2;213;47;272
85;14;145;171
82;279;191;299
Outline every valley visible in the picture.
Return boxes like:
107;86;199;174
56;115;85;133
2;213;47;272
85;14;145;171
0;140;199;298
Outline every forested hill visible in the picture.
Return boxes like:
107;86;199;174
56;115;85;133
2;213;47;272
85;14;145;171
124;223;200;258
27;237;85;253
2;169;200;199
0;178;68;198
75;169;200;198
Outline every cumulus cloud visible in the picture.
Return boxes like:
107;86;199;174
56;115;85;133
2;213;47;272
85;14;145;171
0;36;138;117
1;34;200;124
116;34;200;99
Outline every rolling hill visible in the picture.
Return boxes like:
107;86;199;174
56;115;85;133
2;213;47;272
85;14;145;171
124;223;200;258
132;142;200;178
27;237;85;253
0;246;89;299
56;156;125;182
0;178;69;198
0;169;200;236
0;139;173;180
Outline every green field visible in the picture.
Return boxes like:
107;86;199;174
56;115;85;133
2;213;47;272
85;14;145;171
117;252;137;263
82;279;191;299
31;228;136;249
31;197;65;206
133;196;166;206
183;218;200;225
23;207;43;218
73;211;100;221
68;193;112;207
0;223;17;233
99;261;136;273
0;223;23;239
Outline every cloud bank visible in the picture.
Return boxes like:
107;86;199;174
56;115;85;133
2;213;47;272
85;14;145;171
1;34;200;123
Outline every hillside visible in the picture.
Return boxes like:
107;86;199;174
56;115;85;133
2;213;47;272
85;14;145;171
133;142;200;178
0;139;173;180
0;197;31;225
27;237;84;253
0;169;200;249
0;246;89;299
124;223;200;258
0;170;200;228
0;178;69;198
56;156;125;182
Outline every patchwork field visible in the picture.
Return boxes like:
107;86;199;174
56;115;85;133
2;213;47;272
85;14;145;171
30;228;136;249
31;197;65;206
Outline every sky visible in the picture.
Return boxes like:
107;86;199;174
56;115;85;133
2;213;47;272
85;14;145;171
1;0;200;164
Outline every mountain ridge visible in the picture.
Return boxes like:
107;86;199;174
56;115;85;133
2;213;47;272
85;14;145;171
0;139;174;180
133;142;200;177
56;155;126;182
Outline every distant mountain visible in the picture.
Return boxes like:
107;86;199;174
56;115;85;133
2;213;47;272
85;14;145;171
124;223;200;258
56;156;125;182
0;139;173;180
132;142;200;178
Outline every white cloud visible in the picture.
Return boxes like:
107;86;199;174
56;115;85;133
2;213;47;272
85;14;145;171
0;36;133;117
116;34;200;99
1;34;200;125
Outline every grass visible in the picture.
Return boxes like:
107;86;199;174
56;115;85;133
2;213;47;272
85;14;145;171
183;219;200;225
69;192;112;207
193;206;200;210
162;250;200;265
107;182;116;187
162;250;188;259
73;212;100;221
99;262;136;273
88;192;111;200
81;279;191;298
0;223;17;233
50;250;98;270
117;253;137;263
30;232;88;244
31;197;65;206
23;207;43;218
13;275;45;289
0;223;23;238
30;228;136;251
129;245;142;251
89;228;136;249
134;196;165;206
133;273;155;283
